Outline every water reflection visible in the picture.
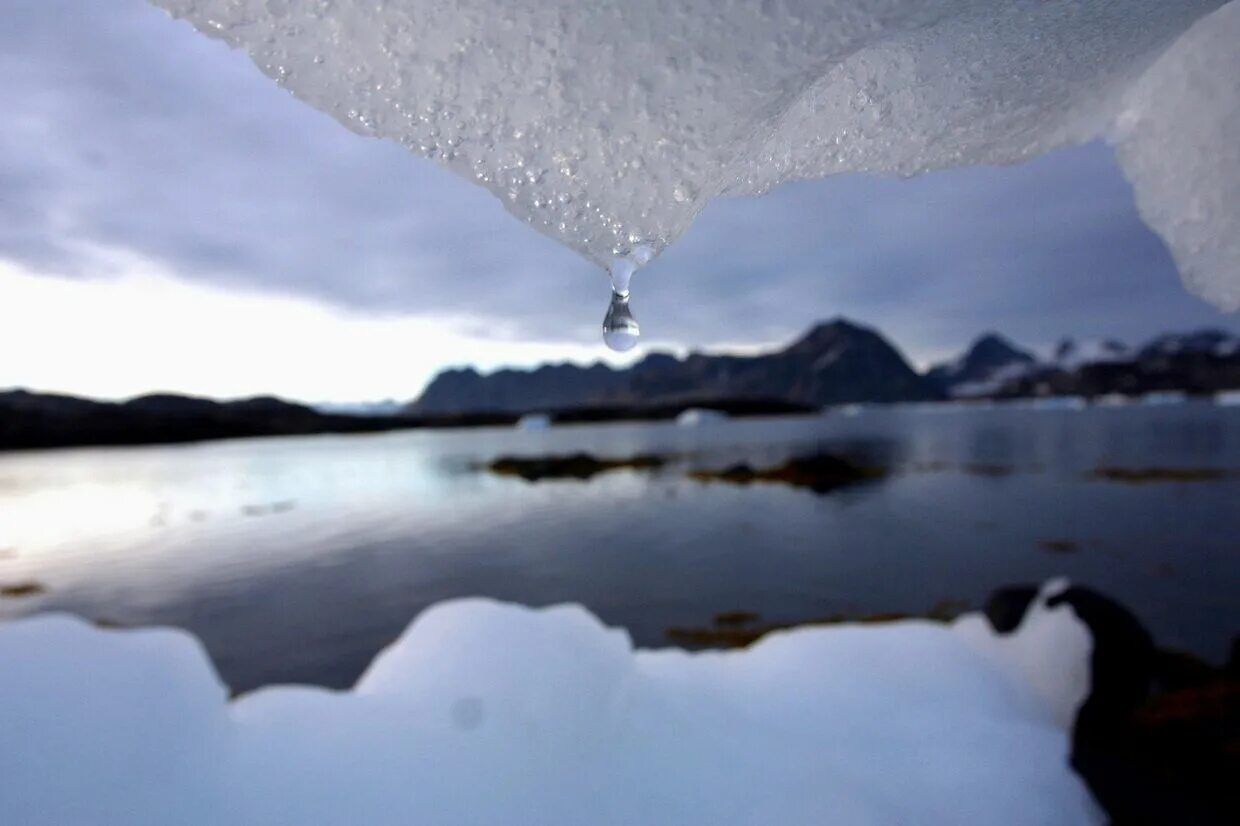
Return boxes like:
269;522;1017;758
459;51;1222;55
1;404;1238;692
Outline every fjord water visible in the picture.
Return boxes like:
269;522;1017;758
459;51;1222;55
1;403;1237;694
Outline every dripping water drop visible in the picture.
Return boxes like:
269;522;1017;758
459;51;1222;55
601;245;653;352
602;290;639;352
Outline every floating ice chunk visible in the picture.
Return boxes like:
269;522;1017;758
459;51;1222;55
1028;396;1088;411
0;592;1102;825
515;412;552;430
675;407;727;426
148;0;1237;307
1139;391;1188;407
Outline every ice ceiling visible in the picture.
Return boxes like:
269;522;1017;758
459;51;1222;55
152;0;1239;310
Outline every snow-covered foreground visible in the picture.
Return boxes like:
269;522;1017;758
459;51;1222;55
151;0;1240;308
0;583;1101;825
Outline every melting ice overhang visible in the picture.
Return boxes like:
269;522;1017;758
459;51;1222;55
152;0;1239;309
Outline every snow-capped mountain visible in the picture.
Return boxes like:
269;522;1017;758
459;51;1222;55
930;329;1240;399
926;334;1037;398
1139;329;1240;359
1050;338;1131;370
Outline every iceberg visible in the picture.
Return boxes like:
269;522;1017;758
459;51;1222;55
148;0;1239;309
515;412;553;430
0;583;1101;824
675;407;727;426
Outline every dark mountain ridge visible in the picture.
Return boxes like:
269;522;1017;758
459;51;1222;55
413;318;940;414
0;390;508;452
415;322;1240;415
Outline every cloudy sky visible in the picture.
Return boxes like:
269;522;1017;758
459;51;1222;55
2;0;1237;403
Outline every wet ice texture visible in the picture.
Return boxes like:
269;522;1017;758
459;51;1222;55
149;0;1238;308
0;588;1101;825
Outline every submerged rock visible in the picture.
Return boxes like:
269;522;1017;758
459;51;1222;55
487;452;666;482
1088;466;1231;484
0;582;46;598
689;453;883;494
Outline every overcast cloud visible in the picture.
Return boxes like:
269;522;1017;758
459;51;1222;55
1;0;1237;394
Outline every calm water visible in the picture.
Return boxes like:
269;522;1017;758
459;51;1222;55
1;402;1238;692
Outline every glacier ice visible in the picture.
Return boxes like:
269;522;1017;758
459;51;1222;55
147;0;1238;309
0;584;1101;824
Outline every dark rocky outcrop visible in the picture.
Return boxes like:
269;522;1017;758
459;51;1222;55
993;583;1238;826
982;585;1040;633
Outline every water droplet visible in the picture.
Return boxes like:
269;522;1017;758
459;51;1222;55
602;291;639;352
601;248;651;352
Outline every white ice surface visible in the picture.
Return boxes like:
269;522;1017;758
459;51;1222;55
148;0;1238;307
0;586;1101;825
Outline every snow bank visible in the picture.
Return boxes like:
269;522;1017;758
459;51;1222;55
148;0;1238;307
0;587;1101;825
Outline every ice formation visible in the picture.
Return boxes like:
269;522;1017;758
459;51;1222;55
0;584;1102;825
148;0;1239;311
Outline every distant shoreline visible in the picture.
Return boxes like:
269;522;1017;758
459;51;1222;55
5;386;1239;454
0;390;812;453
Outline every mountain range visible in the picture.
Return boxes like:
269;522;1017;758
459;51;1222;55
5;319;1239;451
411;319;1240;414
930;329;1240;400
413;319;937;414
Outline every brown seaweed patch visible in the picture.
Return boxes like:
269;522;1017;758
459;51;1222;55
667;598;967;649
0;581;46;598
712;610;761;627
1089;466;1230;483
487;452;667;482
1127;664;1240;821
688;453;883;494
